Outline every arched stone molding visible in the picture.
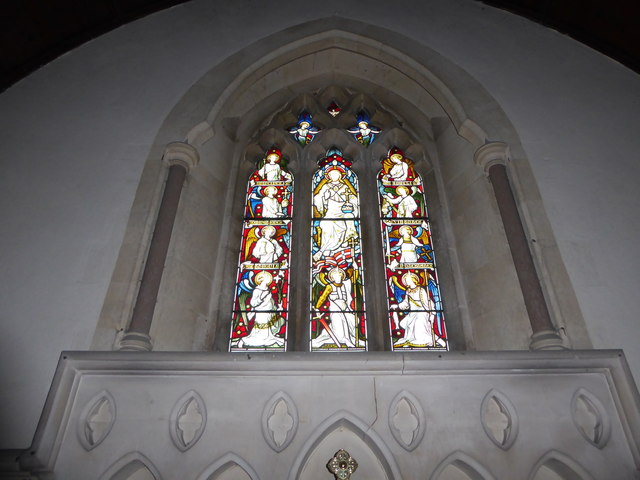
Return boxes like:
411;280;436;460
429;451;497;480
99;451;162;480
94;17;588;352
196;453;260;480
288;410;401;480
528;450;595;480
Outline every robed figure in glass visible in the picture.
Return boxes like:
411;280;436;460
378;147;448;350
310;148;367;351
231;147;293;351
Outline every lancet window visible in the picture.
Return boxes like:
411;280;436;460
230;148;293;351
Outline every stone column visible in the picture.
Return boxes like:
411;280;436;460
119;142;199;351
474;142;564;350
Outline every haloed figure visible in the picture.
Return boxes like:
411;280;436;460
383;186;417;218
383;148;409;182
237;271;284;348
313;167;357;261
258;148;292;182
312;267;357;348
391;272;436;348
252;226;283;264
261;186;288;218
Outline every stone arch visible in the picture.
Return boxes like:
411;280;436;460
95;16;587;354
99;451;162;480
529;450;595;480
429;451;496;480
289;410;401;480
196;452;260;480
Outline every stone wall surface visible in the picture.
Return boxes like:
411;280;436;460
0;0;639;449
18;351;640;479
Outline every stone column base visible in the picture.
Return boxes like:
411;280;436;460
530;329;566;351
118;332;153;351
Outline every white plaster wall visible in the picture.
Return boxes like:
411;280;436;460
0;0;639;448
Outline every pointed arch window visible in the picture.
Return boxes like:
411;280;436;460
228;90;448;352
310;148;367;351
230;148;293;351
378;148;448;350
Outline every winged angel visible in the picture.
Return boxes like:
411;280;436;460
233;271;285;349
390;271;446;348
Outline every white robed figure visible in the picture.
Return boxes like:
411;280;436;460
250;226;283;264
237;271;284;348
312;268;357;348
313;167;358;261
391;272;437;348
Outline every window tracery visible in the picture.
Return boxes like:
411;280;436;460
229;89;448;352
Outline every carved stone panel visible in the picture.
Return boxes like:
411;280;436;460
480;389;518;450
77;390;116;451
571;388;610;449
261;391;298;452
388;391;425;451
170;390;207;452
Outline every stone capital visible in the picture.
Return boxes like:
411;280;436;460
163;142;200;171
473;141;509;173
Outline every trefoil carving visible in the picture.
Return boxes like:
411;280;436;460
571;388;610;449
388;391;425;451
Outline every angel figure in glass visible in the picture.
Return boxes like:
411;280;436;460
311;267;364;350
384;223;433;270
231;270;286;350
347;110;381;146
241;224;289;267
288;111;320;146
389;271;446;349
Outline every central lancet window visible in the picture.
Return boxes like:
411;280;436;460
229;89;448;352
310;148;366;351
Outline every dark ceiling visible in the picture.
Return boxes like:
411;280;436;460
1;0;639;92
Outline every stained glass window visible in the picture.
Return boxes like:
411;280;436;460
378;147;448;350
310;148;367;351
230;147;293;351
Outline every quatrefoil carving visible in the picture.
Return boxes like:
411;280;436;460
77;390;116;451
389;391;425;451
170;390;207;451
571;388;610;449
480;389;518;450
262;391;298;452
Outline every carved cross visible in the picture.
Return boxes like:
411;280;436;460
327;449;358;479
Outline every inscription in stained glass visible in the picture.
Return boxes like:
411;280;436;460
378;147;448;350
310;148;367;351
231;147;293;351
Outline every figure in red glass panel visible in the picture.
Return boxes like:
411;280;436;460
390;272;446;348
235;271;285;349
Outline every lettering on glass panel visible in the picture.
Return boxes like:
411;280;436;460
378;147;448;350
310;148;367;351
230;147;292;351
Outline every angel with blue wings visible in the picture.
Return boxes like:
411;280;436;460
288;111;320;146
390;272;446;348
387;224;432;269
347;110;381;147
233;270;285;349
